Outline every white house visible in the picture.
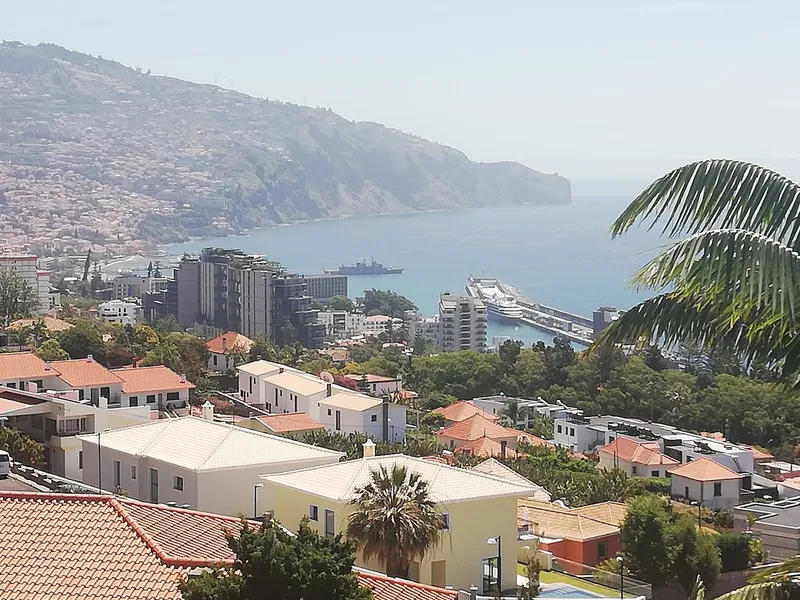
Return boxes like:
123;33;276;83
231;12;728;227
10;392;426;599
48;357;125;405
98;299;139;325
112;366;194;409
344;373;403;396
364;315;402;335
317;311;366;337
206;331;254;372
597;437;679;478
668;457;744;510
0;352;64;391
0;385;151;480
237;360;408;441
318;393;407;442
79;411;344;515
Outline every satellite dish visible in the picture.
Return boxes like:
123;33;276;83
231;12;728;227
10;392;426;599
320;371;335;383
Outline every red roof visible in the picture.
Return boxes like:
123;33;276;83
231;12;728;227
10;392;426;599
49;358;124;387
517;432;555;448
668;457;743;482
0;352;59;381
255;412;325;434
742;444;774;461
455;435;518;459
433;400;500;423
356;570;457;600
112;365;195;394
438;413;517;442
598;437;678;467
206;331;254;355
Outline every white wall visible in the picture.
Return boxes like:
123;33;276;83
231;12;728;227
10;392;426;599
317;402;407;442
670;475;742;510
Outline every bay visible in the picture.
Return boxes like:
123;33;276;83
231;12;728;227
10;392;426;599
169;196;666;347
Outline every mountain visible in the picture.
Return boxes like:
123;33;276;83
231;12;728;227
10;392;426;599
0;42;571;251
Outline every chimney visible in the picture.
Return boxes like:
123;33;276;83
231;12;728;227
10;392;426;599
279;367;284;374
222;336;228;351
201;400;214;421
86;354;94;362
99;395;108;410
27;381;38;393
180;374;186;384
363;439;376;458
327;383;332;397
501;440;508;459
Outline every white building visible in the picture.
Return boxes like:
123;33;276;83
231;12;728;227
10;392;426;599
206;331;254;372
0;385;151;480
79;412;345;515
317;311;366;337
406;312;439;346
343;373;403;396
470;395;570;425
98;299;139;325
364;315;402;335
113;274;169;300
237;360;408;441
437;293;487;353
668;457;744;511
0;254;54;314
553;412;756;474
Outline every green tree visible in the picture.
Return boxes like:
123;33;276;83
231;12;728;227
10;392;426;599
594;160;800;387
152;315;181;337
347;464;444;578
714;531;753;573
327;295;355;312
0;270;37;329
180;518;369;600
356;289;417;319
142;342;182;370
0;426;45;466
57;319;106;362
248;336;278;363
35;338;69;361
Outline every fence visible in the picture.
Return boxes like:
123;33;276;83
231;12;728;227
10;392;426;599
550;556;652;599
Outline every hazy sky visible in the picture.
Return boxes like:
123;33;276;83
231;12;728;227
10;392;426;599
4;0;800;185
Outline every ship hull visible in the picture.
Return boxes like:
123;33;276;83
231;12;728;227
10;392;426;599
324;268;404;275
486;307;522;324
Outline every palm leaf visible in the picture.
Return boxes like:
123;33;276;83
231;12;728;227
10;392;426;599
632;229;800;329
611;160;800;246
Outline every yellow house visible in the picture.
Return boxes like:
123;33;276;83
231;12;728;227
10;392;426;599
261;448;538;593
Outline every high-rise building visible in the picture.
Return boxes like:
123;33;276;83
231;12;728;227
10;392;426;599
0;253;57;314
303;274;348;302
437;292;487;353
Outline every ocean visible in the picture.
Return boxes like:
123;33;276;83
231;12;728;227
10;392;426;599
169;196;666;347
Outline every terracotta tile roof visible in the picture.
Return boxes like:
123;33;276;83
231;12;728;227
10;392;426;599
572;502;628;525
668;457;743;482
9;316;74;332
206;331;254;355
356;569;457;600
50;358;124;387
0;396;32;415
455;435;518;459
255;412;325;434
437;413;517;442
598;437;679;467
433;400;499;423
743;445;774;461
517;499;627;541
0;351;59;381
518;432;555;448
112;365;195;394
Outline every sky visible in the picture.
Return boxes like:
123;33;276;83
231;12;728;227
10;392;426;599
3;0;800;187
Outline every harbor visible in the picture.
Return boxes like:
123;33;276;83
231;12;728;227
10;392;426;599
465;277;596;346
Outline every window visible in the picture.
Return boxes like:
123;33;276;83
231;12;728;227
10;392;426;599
166;392;180;402
174;475;184;491
714;482;722;497
651;470;659;478
7;382;15;389
598;542;608;560
78;450;83;469
113;460;121;488
371;414;378;422
150;469;159;503
32;416;43;430
131;465;137;480
213;355;218;366
100;387;110;401
129;396;138;407
335;410;341;431
687;456;693;462
327;408;332;416
325;509;335;538
275;389;278;405
685;486;690;498
441;513;450;530
78;389;84;401
632;466;637;475
309;505;319;521
569;427;575;436
146;395;156;404
557;424;562;434
609;436;615;441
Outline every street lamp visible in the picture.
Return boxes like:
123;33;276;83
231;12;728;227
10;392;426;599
487;535;502;596
690;501;702;529
97;428;110;494
253;483;264;519
616;554;624;600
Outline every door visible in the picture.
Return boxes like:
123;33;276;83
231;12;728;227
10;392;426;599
335;410;341;431
150;468;159;503
482;556;498;594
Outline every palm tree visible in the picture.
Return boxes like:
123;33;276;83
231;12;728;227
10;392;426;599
594;160;800;386
346;464;444;579
503;398;521;427
688;562;800;600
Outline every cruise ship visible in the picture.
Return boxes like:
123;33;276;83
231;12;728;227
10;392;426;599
465;277;522;323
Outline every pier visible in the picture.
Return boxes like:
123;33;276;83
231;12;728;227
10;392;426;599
465;277;595;346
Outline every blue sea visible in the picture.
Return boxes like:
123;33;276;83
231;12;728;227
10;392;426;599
169;197;666;347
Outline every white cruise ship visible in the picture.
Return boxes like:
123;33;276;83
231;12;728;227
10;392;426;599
483;295;523;323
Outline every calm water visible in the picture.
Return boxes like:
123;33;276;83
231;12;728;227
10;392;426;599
169;197;665;346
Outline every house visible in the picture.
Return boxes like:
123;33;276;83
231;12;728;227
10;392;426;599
262;445;539;593
9;315;74;334
206;331;254;372
0;490;461;600
98;299;139;325
668;457;744;510
0;351;64;391
517;499;628;569
237;360;408;441
344;373;403;396
112;365;194;409
48;357;125;405
364;314;402;335
597;437;679;478
470;395;570;425
238;412;325;436
433;400;500;425
318;311;366;337
455;435;518;459
79;411;344;515
733;499;800;560
436;413;519;452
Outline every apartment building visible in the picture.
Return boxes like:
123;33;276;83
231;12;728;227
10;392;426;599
0;253;55;313
406;311;439;346
554;412;756;474
317;310;366;337
98;299;139;325
304;274;348;302
437;292;487;353
113;274;169;300
237;360;408;441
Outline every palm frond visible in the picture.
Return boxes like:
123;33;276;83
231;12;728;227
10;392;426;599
611;160;800;246
632;229;800;328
